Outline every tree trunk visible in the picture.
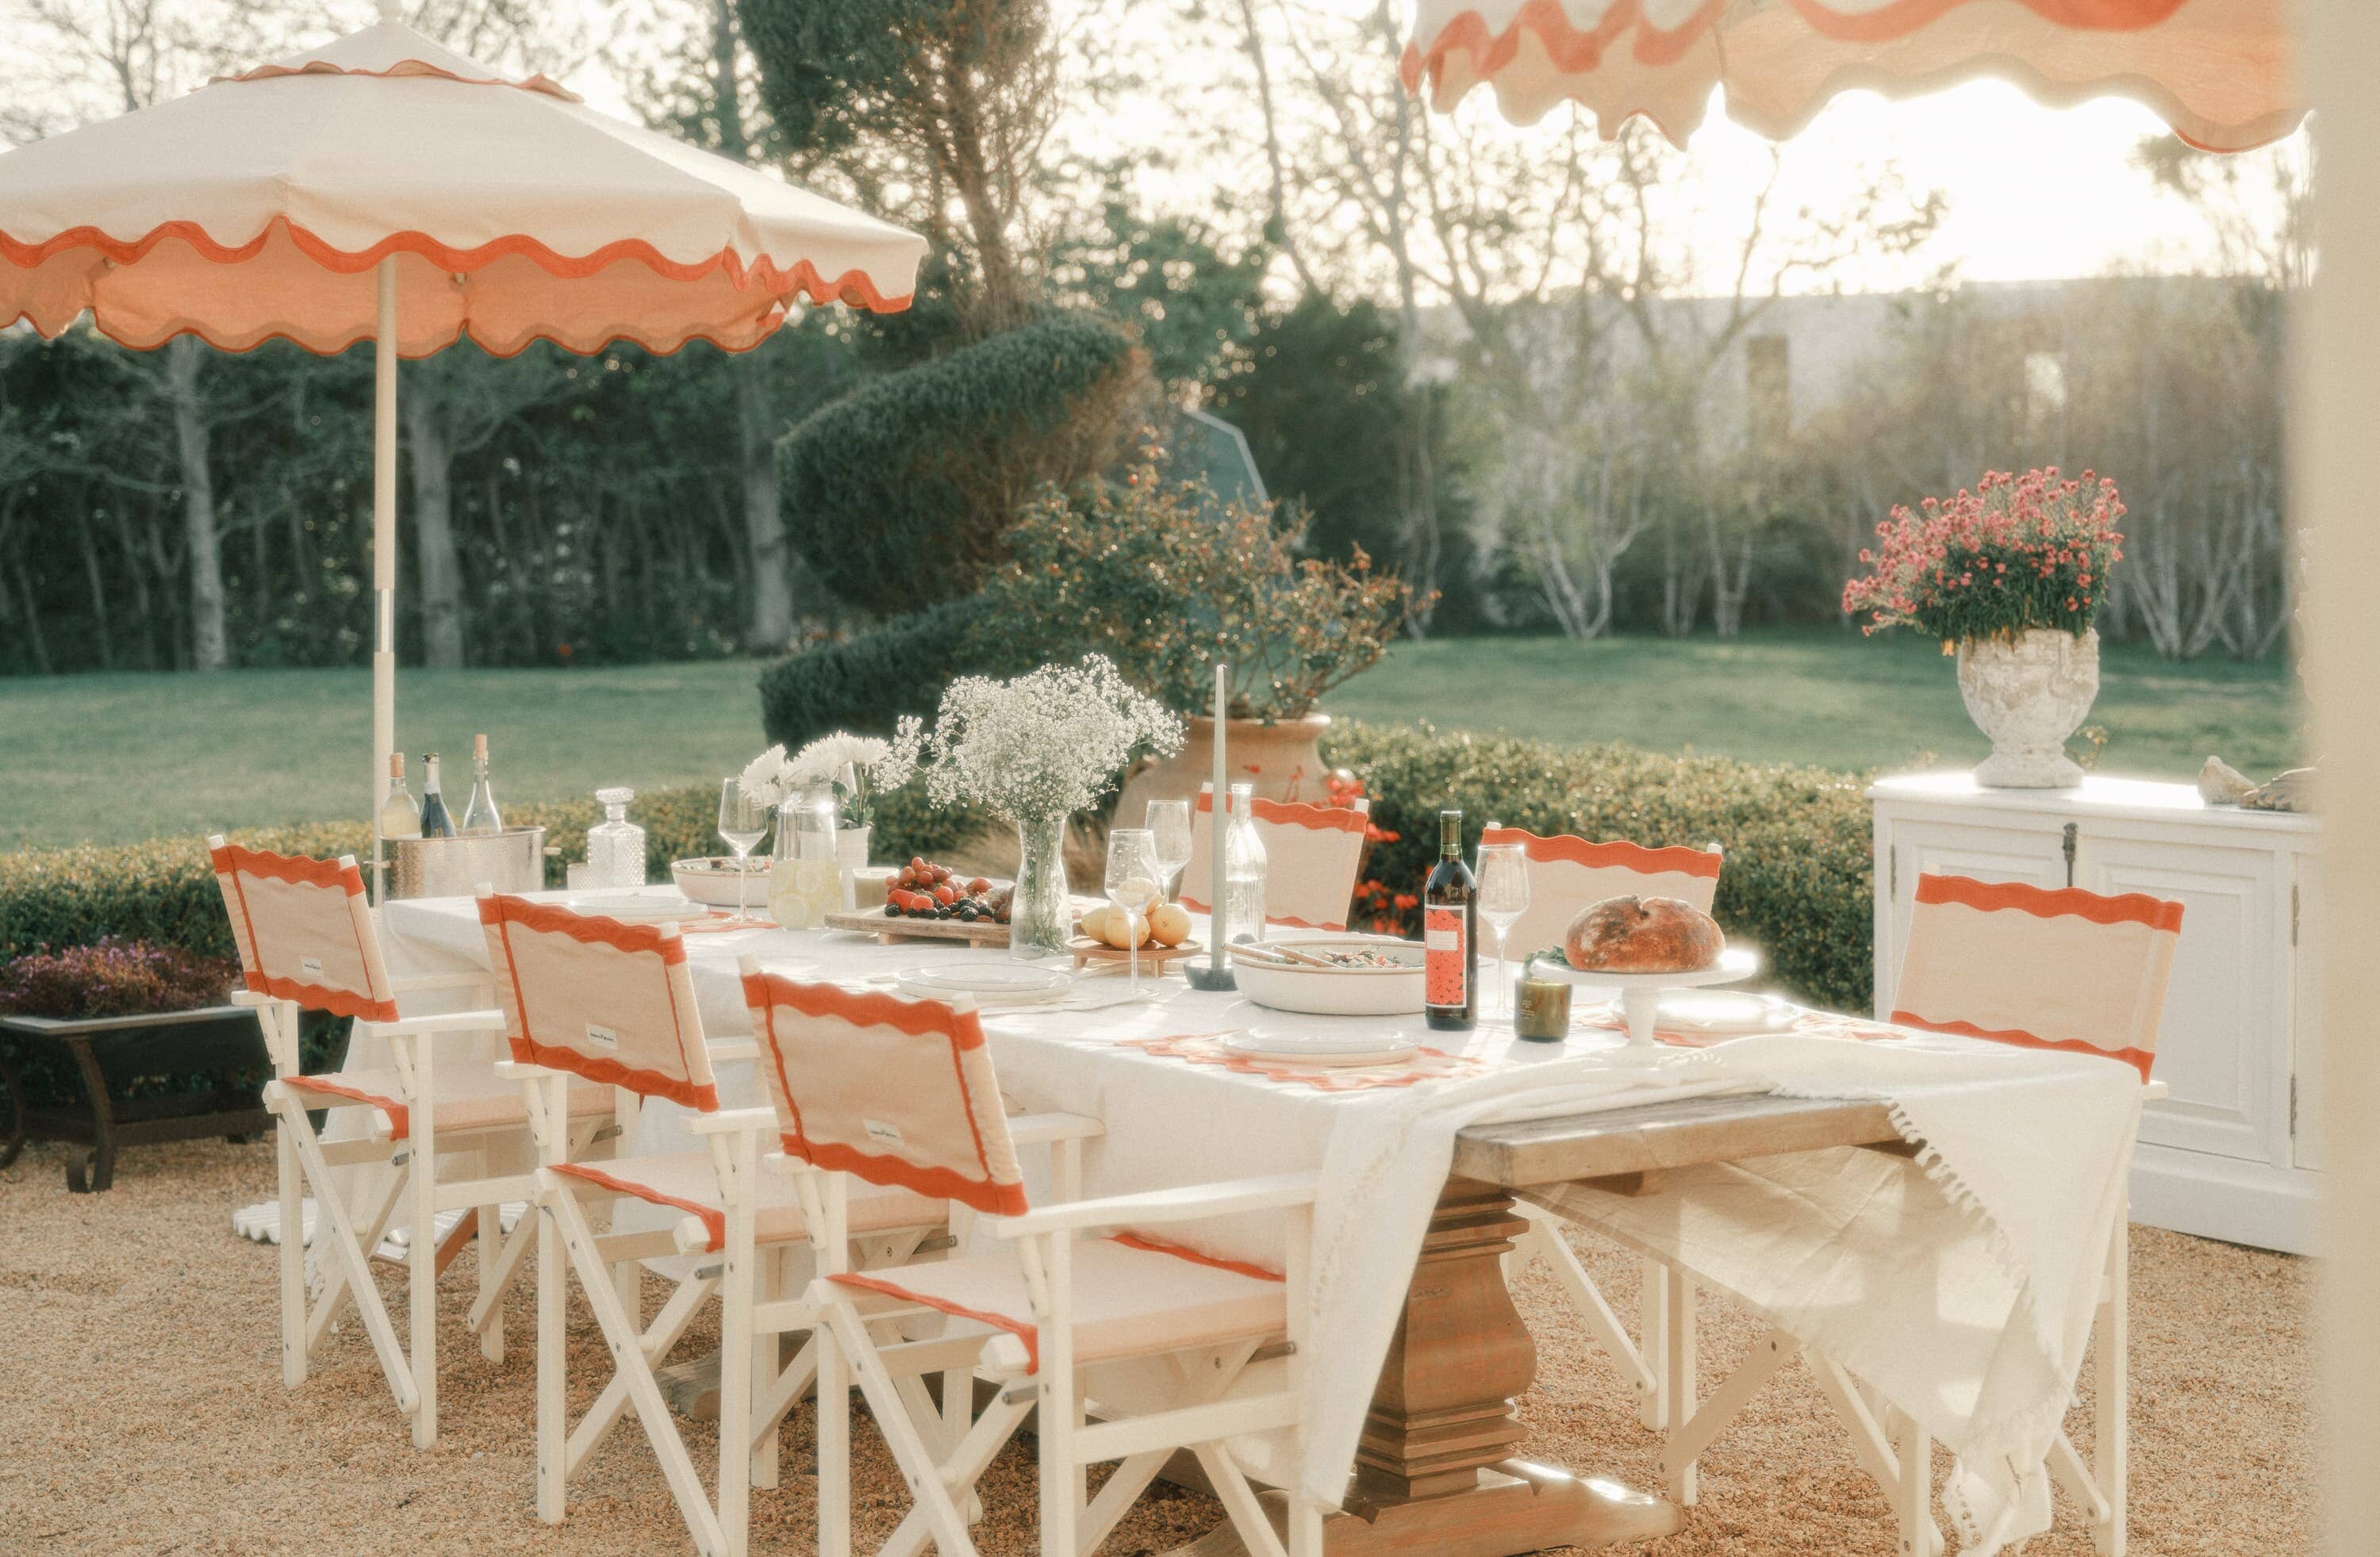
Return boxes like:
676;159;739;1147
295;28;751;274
403;384;467;669
735;351;794;650
167;337;229;670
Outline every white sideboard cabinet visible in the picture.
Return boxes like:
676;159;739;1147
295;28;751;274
1870;772;2321;1254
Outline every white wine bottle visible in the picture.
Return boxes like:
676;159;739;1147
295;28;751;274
378;752;422;841
418;754;458;838
461;733;501;834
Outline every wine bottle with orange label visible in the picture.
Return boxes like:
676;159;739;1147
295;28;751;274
1424;808;1477;1030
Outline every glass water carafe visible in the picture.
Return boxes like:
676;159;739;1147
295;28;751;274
1222;780;1269;943
769;790;844;928
586;788;647;888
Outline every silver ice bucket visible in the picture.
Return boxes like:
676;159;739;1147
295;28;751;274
387;826;547;899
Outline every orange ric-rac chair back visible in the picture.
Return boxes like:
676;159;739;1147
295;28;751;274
740;971;1027;1217
209;837;398;1022
477;892;718;1110
1891;872;2182;1081
1179;783;1371;932
1479;825;1723;959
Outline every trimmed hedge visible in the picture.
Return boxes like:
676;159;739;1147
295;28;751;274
0;785;981;965
1321;723;1875;1012
778;313;1150;616
758;595;1039;749
2;727;1872;1013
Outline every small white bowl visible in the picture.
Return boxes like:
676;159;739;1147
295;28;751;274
1228;937;1427;1017
670;856;770;908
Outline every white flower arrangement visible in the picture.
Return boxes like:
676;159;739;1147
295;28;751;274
740;718;923;829
924;655;1183;824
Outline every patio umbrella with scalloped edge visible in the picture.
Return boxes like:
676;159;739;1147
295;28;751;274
1402;0;2301;151
0;1;926;880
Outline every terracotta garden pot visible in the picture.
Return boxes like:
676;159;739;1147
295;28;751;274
1112;714;1334;830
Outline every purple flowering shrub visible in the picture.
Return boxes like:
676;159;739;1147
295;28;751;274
0;937;240;1020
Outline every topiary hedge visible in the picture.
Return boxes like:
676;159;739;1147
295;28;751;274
779;312;1150;616
1320;723;1875;1012
757;595;1040;750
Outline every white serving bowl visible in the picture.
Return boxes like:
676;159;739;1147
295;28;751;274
670;856;770;908
1227;936;1427;1017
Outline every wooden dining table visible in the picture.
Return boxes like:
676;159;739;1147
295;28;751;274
1172;1092;1904;1556
372;892;1912;1557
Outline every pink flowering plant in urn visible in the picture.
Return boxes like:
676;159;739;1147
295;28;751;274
1843;468;2126;788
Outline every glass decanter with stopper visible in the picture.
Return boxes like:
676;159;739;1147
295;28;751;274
1221;781;1269;944
586;788;647;888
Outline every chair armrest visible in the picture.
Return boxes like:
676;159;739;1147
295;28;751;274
706;1038;760;1064
230;989;273;1009
686;1106;780;1137
378;1009;507;1040
1006;1110;1107;1146
987;1171;1319;1241
2144;1080;2170;1103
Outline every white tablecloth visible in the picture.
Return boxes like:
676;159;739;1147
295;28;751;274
374;890;2139;1555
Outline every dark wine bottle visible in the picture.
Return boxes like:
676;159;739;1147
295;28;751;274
1423;808;1477;1031
417;753;458;839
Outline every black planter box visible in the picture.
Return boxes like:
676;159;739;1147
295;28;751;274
0;1004;271;1192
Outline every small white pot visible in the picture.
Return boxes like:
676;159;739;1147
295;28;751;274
1956;627;2100;788
835;824;871;912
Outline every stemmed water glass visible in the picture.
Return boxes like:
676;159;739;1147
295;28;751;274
1145;799;1192;904
717;777;770;920
1105;828;1162;997
1476;842;1532;1022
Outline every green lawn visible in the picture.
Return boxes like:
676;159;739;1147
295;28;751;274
1323;631;2301;781
0;632;2301;852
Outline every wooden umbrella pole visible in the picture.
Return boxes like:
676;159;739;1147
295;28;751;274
371;255;398;900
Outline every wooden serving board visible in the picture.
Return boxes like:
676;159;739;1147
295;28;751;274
824;895;1108;947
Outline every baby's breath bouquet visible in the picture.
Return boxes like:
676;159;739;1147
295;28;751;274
924;655;1184;955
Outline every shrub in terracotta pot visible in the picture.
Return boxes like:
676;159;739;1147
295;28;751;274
984;447;1429;822
1843;467;2126;788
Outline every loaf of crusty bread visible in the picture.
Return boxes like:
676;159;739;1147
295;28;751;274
1564;895;1724;974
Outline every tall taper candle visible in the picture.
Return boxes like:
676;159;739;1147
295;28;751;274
1211;660;1227;969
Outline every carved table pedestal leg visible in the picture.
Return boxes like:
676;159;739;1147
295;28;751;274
1169;1175;1681;1556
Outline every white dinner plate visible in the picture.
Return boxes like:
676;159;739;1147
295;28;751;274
1221;1029;1418;1068
1648;991;1800;1036
896;964;1075;1006
555;892;701;922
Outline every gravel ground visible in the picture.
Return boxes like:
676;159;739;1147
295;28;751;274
0;1137;2313;1555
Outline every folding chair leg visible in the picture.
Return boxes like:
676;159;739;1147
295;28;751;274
537;1203;566;1526
717;1201;756;1557
1890;1408;1935;1557
2094;1214;2129;1557
1662;1267;1697;1505
826;1304;978;1556
1641;1260;1669;1429
410;1140;440;1448
1192;1444;1289;1557
277;1108;305;1388
1518;1217;1654;1412
275;1091;416;1416
878;1391;1035;1557
816;1317;852;1557
306;1161;405;1359
477;1200;505;1363
749;1248;787;1492
551;1186;728;1556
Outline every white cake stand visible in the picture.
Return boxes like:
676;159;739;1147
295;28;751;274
1538;946;1762;1056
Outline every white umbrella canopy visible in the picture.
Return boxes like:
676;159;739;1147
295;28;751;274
1403;0;2301;151
0;2;925;879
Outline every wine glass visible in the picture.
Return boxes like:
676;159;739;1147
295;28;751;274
1145;799;1192;903
1104;828;1163;996
717;777;770;920
1476;843;1532;1022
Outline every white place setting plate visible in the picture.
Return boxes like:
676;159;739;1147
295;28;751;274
896;963;1076;1006
1623;990;1800;1037
1220;1028;1419;1068
552;892;701;922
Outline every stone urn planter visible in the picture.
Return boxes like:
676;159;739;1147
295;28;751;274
1112;713;1333;829
1957;627;2100;788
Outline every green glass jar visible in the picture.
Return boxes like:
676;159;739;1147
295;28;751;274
1514;955;1574;1042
